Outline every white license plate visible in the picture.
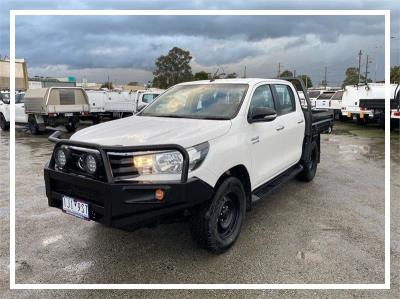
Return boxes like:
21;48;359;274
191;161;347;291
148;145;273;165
64;113;73;117
62;196;90;220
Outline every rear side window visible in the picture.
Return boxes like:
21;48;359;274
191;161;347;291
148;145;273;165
273;84;296;115
249;85;275;111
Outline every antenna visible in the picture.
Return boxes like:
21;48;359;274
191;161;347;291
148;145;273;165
357;50;362;85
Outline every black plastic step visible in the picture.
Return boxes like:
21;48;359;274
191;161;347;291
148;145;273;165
252;164;304;202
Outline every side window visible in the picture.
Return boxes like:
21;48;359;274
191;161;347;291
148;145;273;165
249;85;275;112
273;84;296;115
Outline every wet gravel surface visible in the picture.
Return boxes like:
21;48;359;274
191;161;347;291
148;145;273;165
0;121;399;298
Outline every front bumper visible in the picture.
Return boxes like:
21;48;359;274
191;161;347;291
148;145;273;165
44;166;214;229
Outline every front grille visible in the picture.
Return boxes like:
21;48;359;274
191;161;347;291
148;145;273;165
107;153;139;180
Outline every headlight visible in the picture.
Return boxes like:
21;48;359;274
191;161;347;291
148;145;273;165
85;154;98;174
54;148;68;169
132;142;209;176
133;151;183;175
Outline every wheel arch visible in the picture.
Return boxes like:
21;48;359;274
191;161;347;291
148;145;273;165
214;164;252;211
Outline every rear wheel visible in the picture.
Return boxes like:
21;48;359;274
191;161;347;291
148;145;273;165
297;141;318;182
190;177;246;254
0;113;9;131
28;115;40;135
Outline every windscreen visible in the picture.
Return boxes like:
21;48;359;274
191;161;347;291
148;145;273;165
331;90;344;100
308;91;321;98
141;84;248;120
0;92;10;103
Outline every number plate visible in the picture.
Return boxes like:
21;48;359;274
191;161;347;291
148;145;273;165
64;113;73;117
62;196;90;220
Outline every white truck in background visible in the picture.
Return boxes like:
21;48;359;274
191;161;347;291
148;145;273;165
0;87;90;134
85;89;164;122
341;83;399;125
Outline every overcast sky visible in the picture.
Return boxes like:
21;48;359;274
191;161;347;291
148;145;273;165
1;0;399;87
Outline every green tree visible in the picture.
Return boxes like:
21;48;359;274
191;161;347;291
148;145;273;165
391;66;400;83
152;47;194;89
298;75;313;88
194;71;209;80
278;70;293;78
101;81;113;89
341;67;371;88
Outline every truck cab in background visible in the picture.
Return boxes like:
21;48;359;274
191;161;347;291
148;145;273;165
135;89;164;112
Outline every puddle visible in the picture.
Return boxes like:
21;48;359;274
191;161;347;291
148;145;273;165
63;261;93;275
42;235;63;246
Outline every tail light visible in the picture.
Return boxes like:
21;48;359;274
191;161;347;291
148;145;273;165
48;113;57;117
394;111;400;116
81;111;89;116
360;107;366;111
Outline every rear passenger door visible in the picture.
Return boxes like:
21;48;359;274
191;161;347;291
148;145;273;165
271;84;305;171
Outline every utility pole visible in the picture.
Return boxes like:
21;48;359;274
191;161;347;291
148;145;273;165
364;55;370;83
243;65;247;78
277;62;281;77
324;66;327;90
293;69;296;77
357;49;362;85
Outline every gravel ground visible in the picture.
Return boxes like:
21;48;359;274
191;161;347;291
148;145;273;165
0;120;399;298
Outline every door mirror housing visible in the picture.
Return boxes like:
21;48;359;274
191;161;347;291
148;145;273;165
248;107;277;123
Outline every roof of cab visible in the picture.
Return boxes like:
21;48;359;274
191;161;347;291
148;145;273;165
177;78;291;86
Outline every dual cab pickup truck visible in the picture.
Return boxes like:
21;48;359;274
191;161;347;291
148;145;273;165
44;78;333;253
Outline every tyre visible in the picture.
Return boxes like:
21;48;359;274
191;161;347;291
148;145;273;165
28;115;40;135
297;141;318;182
65;120;77;132
0;113;9;131
189;177;246;253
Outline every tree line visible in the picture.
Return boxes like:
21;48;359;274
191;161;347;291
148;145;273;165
101;46;400;89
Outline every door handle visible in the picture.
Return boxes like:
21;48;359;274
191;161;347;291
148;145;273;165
251;136;259;144
297;119;304;124
276;125;285;131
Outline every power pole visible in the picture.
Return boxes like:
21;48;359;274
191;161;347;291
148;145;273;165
324;66;327;89
357;49;362;85
243;65;247;78
277;62;281;77
293;69;296;77
365;55;370;83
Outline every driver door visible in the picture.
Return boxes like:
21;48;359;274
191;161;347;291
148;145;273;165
247;84;283;188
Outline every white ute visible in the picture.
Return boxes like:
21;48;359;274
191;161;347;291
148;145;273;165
44;78;333;253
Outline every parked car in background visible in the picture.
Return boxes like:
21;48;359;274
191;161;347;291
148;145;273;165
44;78;333;253
314;90;344;120
0;91;25;131
307;89;323;108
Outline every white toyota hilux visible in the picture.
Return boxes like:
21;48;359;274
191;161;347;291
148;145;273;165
44;78;333;253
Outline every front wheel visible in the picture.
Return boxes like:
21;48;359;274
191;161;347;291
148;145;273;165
189;177;246;254
297;141;318;182
0;113;9;131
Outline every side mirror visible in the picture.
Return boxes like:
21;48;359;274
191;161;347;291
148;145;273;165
249;107;277;123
